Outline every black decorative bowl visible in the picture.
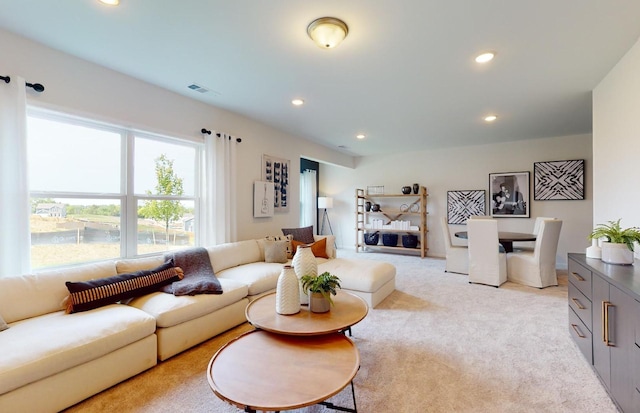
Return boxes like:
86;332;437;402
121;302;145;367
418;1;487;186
364;232;379;245
401;186;412;194
402;234;418;248
382;234;398;247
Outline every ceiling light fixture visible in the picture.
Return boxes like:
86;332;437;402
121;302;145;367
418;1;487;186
307;17;349;49
98;0;120;5
484;115;498;122
291;99;304;106
356;134;366;139
475;52;495;63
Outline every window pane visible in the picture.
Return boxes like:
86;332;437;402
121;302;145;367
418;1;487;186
27;117;121;193
31;198;121;269
134;137;196;196
137;200;194;255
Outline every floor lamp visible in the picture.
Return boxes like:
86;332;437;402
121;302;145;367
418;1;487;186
318;197;334;237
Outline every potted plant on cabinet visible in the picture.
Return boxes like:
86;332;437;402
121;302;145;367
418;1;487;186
588;219;640;265
300;272;341;313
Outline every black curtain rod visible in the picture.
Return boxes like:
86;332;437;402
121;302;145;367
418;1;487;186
201;128;241;143
0;75;45;92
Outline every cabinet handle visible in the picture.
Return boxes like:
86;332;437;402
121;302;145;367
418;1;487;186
571;297;585;310
571;323;586;339
570;272;585;282
602;301;615;347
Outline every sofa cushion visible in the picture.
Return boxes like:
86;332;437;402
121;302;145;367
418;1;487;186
216;262;284;296
207;240;262;273
0;305;155;395
282;225;315;244
126;278;248;328
0;261;118;324
64;260;183;313
264;240;288;263
318;258;396;293
292;238;329;258
115;255;165;274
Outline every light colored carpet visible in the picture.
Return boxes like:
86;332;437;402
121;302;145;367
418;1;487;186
63;250;617;413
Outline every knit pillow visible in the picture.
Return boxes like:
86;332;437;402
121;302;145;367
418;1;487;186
64;259;183;313
264;240;288;263
281;225;315;244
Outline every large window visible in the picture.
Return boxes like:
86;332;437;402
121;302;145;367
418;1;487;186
27;110;201;269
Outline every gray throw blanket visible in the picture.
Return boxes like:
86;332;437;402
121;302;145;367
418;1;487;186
162;247;223;296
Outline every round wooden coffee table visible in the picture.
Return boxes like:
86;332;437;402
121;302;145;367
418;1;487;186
245;290;368;336
207;329;360;412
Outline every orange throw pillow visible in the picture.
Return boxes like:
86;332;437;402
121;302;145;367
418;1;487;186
292;238;329;258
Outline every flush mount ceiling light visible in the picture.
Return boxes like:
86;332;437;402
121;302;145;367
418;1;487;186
484;115;498;122
291;99;304;106
356;134;366;139
475;52;495;63
307;17;349;49
98;0;120;5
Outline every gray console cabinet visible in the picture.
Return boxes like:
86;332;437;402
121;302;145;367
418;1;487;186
568;253;640;413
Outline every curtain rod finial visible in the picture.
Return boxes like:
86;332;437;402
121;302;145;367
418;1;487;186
201;128;211;135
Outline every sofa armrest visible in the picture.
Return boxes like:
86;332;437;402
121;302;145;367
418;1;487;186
314;235;336;259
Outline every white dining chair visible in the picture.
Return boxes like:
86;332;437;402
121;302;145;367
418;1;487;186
467;218;507;287
512;216;557;252
440;217;468;274
506;219;563;288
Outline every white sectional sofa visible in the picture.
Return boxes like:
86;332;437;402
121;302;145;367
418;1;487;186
0;235;395;413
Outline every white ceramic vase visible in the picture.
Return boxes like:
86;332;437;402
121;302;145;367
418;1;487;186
585;239;602;259
275;265;300;315
601;242;634;265
292;245;317;305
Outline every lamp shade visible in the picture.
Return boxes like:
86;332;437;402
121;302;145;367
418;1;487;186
318;197;333;209
307;17;349;49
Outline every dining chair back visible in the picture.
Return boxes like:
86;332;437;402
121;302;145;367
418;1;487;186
467;218;507;287
506;219;563;288
440;217;468;274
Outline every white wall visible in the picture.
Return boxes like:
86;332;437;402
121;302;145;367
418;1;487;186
593;34;640;259
320;134;593;268
1;28;353;242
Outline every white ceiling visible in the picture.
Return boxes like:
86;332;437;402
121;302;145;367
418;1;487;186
1;1;640;157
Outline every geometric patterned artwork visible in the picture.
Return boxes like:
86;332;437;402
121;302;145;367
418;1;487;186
447;190;486;224
534;159;585;200
262;154;290;212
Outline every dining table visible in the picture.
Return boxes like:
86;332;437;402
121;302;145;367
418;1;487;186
454;231;536;253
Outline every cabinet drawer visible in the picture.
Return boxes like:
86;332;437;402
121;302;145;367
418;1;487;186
568;281;592;332
568;260;592;299
569;307;592;364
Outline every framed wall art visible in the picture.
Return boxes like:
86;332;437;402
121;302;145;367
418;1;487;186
262;154;290;212
253;181;274;218
489;171;530;218
447;190;486;224
534;159;585;200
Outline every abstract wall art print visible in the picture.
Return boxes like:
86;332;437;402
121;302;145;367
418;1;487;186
534;159;585;200
447;190;486;224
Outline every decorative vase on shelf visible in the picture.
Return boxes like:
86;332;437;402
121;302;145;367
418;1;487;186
412;183;419;194
292;245;317;305
401;186;412;194
365;201;371;212
585;239;601;259
275;265;300;315
601;242;634;265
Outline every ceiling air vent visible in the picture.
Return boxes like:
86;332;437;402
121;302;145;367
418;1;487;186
188;83;210;93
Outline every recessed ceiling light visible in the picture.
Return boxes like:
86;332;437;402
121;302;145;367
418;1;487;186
291;99;304;106
98;0;120;5
475;52;495;63
356;134;366;139
484;115;498;122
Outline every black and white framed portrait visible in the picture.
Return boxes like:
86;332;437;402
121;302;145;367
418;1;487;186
447;190;486;224
489;171;530;218
262;154;289;212
534;159;585;200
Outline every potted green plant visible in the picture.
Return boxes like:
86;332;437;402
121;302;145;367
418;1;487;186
588;219;640;265
300;272;341;313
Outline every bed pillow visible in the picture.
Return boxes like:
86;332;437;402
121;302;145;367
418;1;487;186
64;259;183;313
281;225;315;244
263;240;288;263
292;238;329;259
0;314;8;332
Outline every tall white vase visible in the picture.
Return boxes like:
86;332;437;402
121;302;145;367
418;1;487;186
275;265;300;315
292;245;317;305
